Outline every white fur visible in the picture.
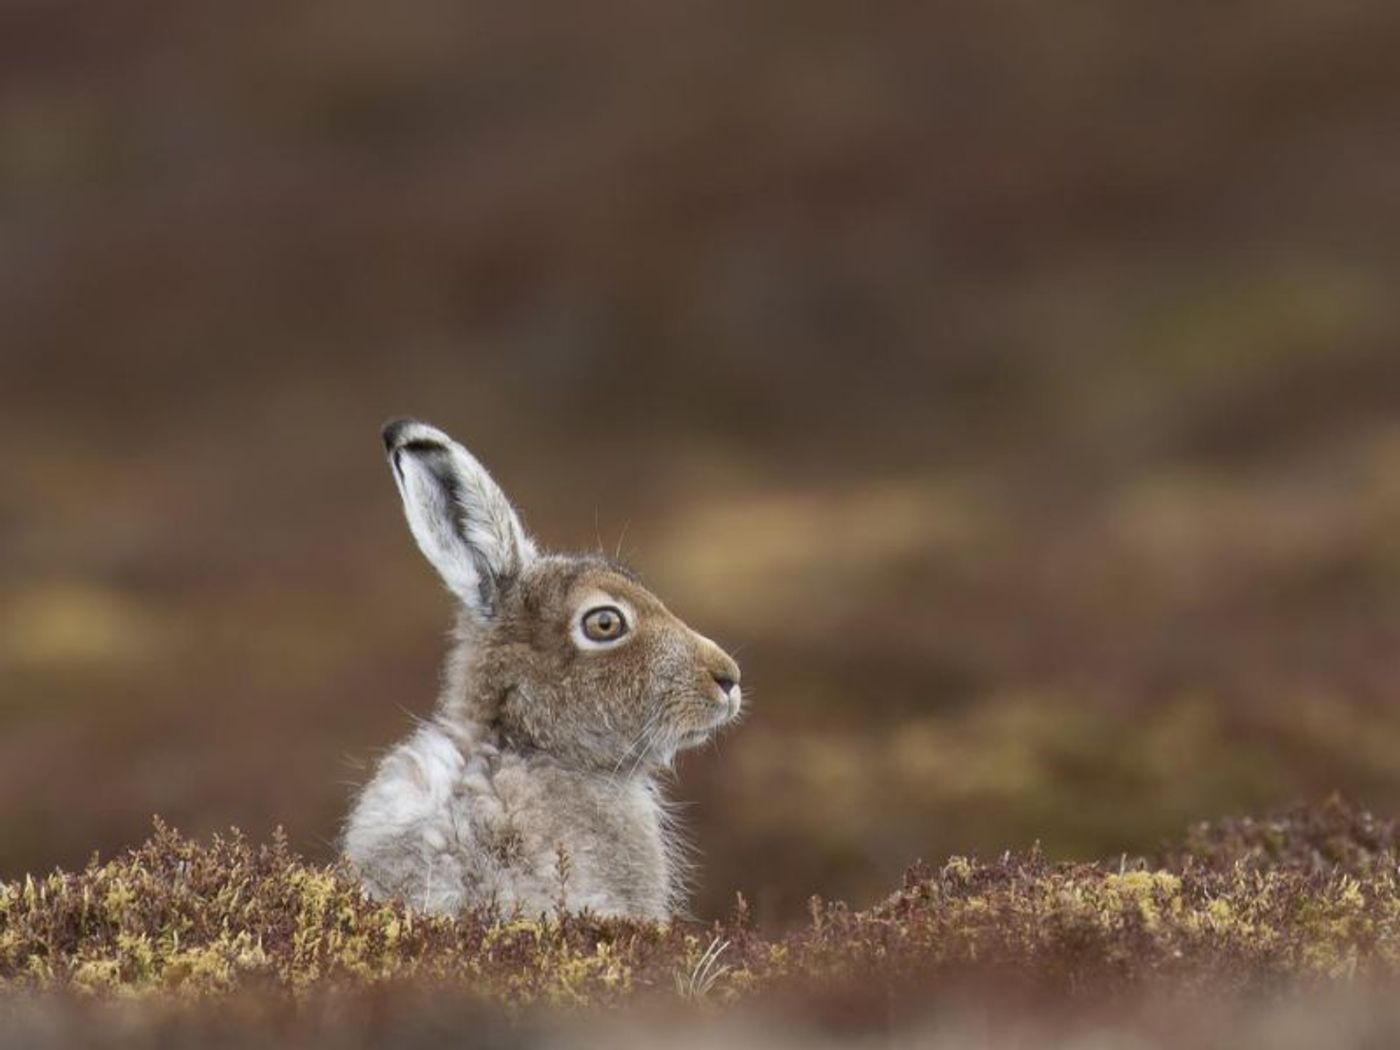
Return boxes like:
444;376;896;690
386;420;537;617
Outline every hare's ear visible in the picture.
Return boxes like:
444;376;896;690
381;419;537;618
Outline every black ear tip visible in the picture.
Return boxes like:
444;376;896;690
381;418;418;452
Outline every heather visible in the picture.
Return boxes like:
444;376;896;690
4;798;1399;1013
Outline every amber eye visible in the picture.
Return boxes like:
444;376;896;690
581;605;628;642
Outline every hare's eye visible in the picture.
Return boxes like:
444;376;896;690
581;606;628;643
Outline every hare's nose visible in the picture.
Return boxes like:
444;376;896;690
693;630;741;703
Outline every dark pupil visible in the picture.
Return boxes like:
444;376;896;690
595;612;615;633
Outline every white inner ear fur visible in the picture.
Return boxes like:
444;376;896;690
387;423;537;618
392;450;485;604
571;592;638;652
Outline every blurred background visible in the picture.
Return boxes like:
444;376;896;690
3;0;1400;926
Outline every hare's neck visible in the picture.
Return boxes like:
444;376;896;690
434;613;496;729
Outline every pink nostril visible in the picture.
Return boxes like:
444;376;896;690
713;675;737;698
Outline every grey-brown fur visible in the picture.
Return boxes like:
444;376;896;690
343;420;742;919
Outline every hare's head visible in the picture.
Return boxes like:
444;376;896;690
382;419;742;774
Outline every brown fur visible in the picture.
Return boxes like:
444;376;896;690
452;556;739;772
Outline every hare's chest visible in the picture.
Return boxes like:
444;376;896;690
344;727;674;918
484;764;672;918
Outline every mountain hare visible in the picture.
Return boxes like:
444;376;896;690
343;420;742;919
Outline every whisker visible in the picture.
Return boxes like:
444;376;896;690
626;725;660;781
610;706;666;780
625;718;669;782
